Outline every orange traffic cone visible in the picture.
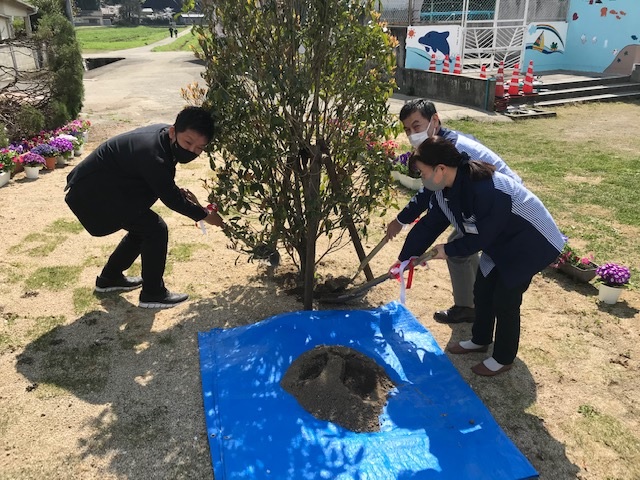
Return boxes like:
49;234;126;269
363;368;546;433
443;54;450;73
479;64;487;79
429;52;436;71
507;63;520;96
495;61;505;98
453;54;461;74
522;60;534;95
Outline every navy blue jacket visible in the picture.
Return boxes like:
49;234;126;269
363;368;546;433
399;166;564;286
397;127;521;225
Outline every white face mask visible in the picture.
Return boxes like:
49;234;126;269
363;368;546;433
421;166;447;192
407;120;434;148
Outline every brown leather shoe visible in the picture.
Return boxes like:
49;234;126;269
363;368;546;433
471;361;513;377
434;305;475;324
447;342;489;354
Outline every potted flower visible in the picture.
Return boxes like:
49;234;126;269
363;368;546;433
0;148;18;187
595;263;631;304
55;134;83;157
553;240;597;283
77;119;91;142
30;143;58;170
49;137;74;165
389;149;422;190
18;152;46;179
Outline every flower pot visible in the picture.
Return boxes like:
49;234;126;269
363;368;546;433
82;131;89;143
0;171;10;187
12;162;24;176
24;166;40;179
56;155;67;166
44;156;57;170
558;262;597;283
74;144;84;156
392;170;423;190
598;284;623;304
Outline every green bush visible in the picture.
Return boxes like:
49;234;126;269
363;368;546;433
45;100;70;130
15;104;45;138
34;12;84;125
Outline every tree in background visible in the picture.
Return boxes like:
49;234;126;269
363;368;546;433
0;0;84;138
119;0;144;24
33;9;84;127
192;0;398;308
75;0;100;10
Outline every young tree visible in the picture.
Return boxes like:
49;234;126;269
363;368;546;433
33;11;85;125
194;0;398;309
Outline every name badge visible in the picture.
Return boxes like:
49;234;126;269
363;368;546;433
463;222;478;234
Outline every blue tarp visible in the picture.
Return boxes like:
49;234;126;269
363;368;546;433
198;301;538;479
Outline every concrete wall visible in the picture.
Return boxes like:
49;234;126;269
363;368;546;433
0;2;32;18
396;68;495;111
0;44;38;82
524;0;640;75
390;26;495;111
563;0;639;74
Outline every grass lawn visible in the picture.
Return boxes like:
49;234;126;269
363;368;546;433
446;103;640;283
76;25;188;52
152;29;201;52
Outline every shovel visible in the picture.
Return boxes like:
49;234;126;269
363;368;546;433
320;247;438;304
348;236;389;283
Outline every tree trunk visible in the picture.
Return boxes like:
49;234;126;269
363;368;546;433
300;147;322;310
322;145;374;281
302;146;322;310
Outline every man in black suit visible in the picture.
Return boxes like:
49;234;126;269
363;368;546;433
65;106;223;308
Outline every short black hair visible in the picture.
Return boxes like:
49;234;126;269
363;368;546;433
174;106;215;143
399;99;438;122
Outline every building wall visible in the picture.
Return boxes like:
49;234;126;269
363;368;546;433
0;2;31;18
0;16;11;39
0;44;39;82
524;0;640;74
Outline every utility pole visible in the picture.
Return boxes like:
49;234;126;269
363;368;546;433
64;0;74;22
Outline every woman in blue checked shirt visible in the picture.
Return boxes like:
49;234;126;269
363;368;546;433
394;136;565;377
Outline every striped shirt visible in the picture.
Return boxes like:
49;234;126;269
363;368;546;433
396;127;520;225
400;169;564;286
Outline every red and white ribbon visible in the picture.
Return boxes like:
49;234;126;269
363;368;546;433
198;203;219;235
389;259;415;304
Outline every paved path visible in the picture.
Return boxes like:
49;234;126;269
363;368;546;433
82;27;205;126
82;28;502;126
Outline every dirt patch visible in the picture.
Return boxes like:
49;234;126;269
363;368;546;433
564;174;602;185
281;345;395;433
1;101;640;479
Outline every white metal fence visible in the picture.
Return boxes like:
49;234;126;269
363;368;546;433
377;0;567;25
378;0;569;71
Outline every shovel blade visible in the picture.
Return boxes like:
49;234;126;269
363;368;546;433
319;274;391;304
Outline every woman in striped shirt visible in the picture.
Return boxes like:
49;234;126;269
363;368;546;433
395;136;565;376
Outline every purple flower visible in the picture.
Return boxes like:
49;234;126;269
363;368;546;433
49;137;74;154
390;151;412;175
31;143;57;157
19;152;46;167
595;263;631;287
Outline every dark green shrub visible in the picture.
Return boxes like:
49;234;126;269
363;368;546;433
14;104;45;138
196;0;398;307
34;12;84;125
45;100;70;130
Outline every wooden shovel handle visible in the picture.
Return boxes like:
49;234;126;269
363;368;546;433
412;247;438;267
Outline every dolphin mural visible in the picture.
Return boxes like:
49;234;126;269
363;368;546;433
418;31;451;58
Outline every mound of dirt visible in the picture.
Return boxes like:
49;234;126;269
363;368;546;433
280;345;396;432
